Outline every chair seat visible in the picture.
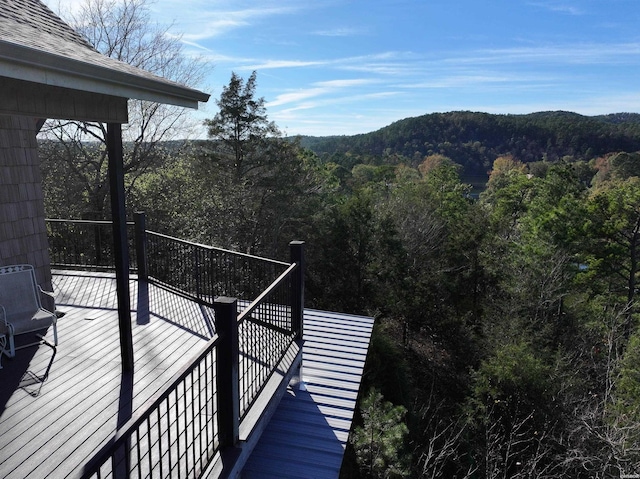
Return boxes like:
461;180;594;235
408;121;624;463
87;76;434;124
1;309;55;335
0;264;58;358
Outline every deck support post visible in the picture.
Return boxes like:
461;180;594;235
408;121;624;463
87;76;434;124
290;241;305;342
107;122;134;373
215;297;240;448
290;241;305;387
134;211;148;281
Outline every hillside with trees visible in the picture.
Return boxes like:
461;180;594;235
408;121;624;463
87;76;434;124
300;111;640;190
40;59;640;476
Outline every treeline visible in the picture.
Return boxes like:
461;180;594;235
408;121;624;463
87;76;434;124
300;111;640;185
39;71;640;477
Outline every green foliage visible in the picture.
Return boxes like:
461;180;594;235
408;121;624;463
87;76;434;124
363;322;412;406
301;111;640;184
473;341;553;410
605;331;640;469
351;388;410;479
581;177;640;313
204;71;279;181
614;332;640;423
306;189;386;313
127;150;212;238
193;72;320;256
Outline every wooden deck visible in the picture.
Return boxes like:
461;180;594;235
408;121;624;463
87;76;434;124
0;271;214;479
0;271;374;479
242;309;375;479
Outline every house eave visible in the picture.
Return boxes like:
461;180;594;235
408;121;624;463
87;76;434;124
0;41;210;109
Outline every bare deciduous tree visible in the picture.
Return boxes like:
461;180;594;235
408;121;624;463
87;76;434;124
40;0;206;219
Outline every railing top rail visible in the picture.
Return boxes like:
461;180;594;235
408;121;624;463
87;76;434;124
238;262;297;324
147;230;291;267
46;218;135;226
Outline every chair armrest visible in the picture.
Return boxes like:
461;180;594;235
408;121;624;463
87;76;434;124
38;286;56;314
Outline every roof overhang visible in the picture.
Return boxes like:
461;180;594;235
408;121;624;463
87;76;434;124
0;41;210;110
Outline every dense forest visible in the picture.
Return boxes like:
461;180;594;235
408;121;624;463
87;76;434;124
40;72;640;478
301;111;640;192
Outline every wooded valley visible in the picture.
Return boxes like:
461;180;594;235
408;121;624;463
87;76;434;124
39;73;640;478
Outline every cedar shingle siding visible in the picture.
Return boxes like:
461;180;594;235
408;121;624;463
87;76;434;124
0;115;51;289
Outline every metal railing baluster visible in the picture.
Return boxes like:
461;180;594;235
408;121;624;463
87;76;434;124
49;219;304;479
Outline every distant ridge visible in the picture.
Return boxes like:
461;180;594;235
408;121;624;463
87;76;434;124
298;111;640;181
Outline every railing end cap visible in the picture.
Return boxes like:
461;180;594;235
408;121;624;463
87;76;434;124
215;297;238;305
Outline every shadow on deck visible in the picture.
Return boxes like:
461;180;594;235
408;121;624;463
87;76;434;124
0;271;213;478
0;272;374;479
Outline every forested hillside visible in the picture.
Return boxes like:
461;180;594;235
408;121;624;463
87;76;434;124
301;111;640;187
40;70;640;477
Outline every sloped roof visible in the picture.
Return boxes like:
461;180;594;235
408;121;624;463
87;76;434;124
0;0;209;108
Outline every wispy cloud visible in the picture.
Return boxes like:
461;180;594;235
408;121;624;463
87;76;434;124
314;79;378;88
564;93;640;115
527;1;584;15
400;72;558;89
312;27;362;37
234;52;415;74
267;78;389;108
272;96;409;136
239;59;328;70
405;76;507;89
267;88;328;107
331;51;421;76
153;1;309;42
444;43;640;66
466;94;640;117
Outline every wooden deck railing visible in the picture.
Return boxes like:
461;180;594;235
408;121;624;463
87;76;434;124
47;216;304;478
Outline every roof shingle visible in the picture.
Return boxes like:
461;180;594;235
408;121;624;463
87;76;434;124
0;0;209;107
0;0;95;49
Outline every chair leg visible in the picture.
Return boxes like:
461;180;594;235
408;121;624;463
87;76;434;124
5;334;15;358
2;323;57;358
0;336;5;368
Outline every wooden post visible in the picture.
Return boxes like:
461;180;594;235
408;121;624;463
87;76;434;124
215;297;239;448
107;122;134;373
290;241;305;341
134;212;148;281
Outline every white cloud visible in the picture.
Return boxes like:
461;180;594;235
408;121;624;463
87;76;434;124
239;59;328;70
312;27;362;37
400;73;558;90
449;43;640;66
43;0;90;15
267;78;384;108
267;88;328;107
314;79;378;88
151;1;309;42
527;1;584;15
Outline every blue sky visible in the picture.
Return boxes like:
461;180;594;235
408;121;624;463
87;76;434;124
48;0;640;137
